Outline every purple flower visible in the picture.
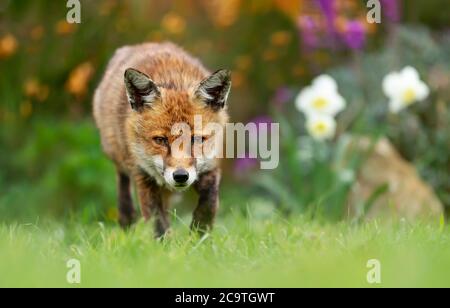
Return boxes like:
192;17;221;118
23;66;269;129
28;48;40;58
249;115;273;126
316;0;336;31
342;20;366;50
233;156;259;176
380;0;401;23
248;115;273;137
297;16;320;50
272;87;294;109
315;0;339;49
233;116;273;177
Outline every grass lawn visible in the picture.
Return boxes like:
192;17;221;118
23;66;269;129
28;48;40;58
1;213;449;288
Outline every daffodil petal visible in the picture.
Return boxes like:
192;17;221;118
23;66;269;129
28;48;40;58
389;99;404;114
382;72;400;98
295;86;313;112
415;81;430;101
312;74;338;93
401;66;420;83
334;94;346;113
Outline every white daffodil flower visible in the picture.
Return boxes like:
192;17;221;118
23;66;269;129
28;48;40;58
305;114;337;141
382;66;430;113
295;74;346;117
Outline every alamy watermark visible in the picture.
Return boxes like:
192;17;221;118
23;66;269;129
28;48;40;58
367;0;382;24
166;116;280;170
66;1;385;25
66;0;81;24
366;259;382;284
66;258;81;284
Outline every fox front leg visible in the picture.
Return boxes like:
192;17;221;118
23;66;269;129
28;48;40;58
135;172;170;238
191;170;221;234
117;172;137;229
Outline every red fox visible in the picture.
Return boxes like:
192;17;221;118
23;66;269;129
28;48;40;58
93;42;231;237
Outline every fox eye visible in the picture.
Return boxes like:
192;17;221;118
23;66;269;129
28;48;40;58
153;136;168;146
191;136;206;144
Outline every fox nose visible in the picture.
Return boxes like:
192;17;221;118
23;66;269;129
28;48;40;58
173;169;189;184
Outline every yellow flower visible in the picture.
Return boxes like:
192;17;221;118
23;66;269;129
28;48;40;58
270;31;292;47
30;26;45;41
273;0;302;20
234;55;252;71
161;12;186;35
0;34;18;58
24;79;50;102
231;71;245;88
55;20;77;35
24;79;41;97
65;62;95;98
262;49;278;61
202;0;241;28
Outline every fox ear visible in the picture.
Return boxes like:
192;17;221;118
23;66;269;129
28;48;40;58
124;68;160;111
195;69;231;111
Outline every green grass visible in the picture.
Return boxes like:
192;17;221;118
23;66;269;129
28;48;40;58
1;214;449;288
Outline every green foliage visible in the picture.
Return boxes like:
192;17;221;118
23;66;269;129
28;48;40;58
0;120;116;222
404;0;450;29
254;116;371;221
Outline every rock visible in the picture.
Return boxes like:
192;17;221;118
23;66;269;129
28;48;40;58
346;137;443;221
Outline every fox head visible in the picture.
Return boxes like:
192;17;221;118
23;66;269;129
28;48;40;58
124;68;230;191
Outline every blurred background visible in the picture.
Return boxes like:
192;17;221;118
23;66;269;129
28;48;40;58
0;0;449;224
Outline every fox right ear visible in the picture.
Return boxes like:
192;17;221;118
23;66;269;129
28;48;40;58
195;69;231;111
124;68;160;111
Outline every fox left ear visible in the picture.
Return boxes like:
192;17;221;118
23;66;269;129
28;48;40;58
124;68;161;111
195;69;231;111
